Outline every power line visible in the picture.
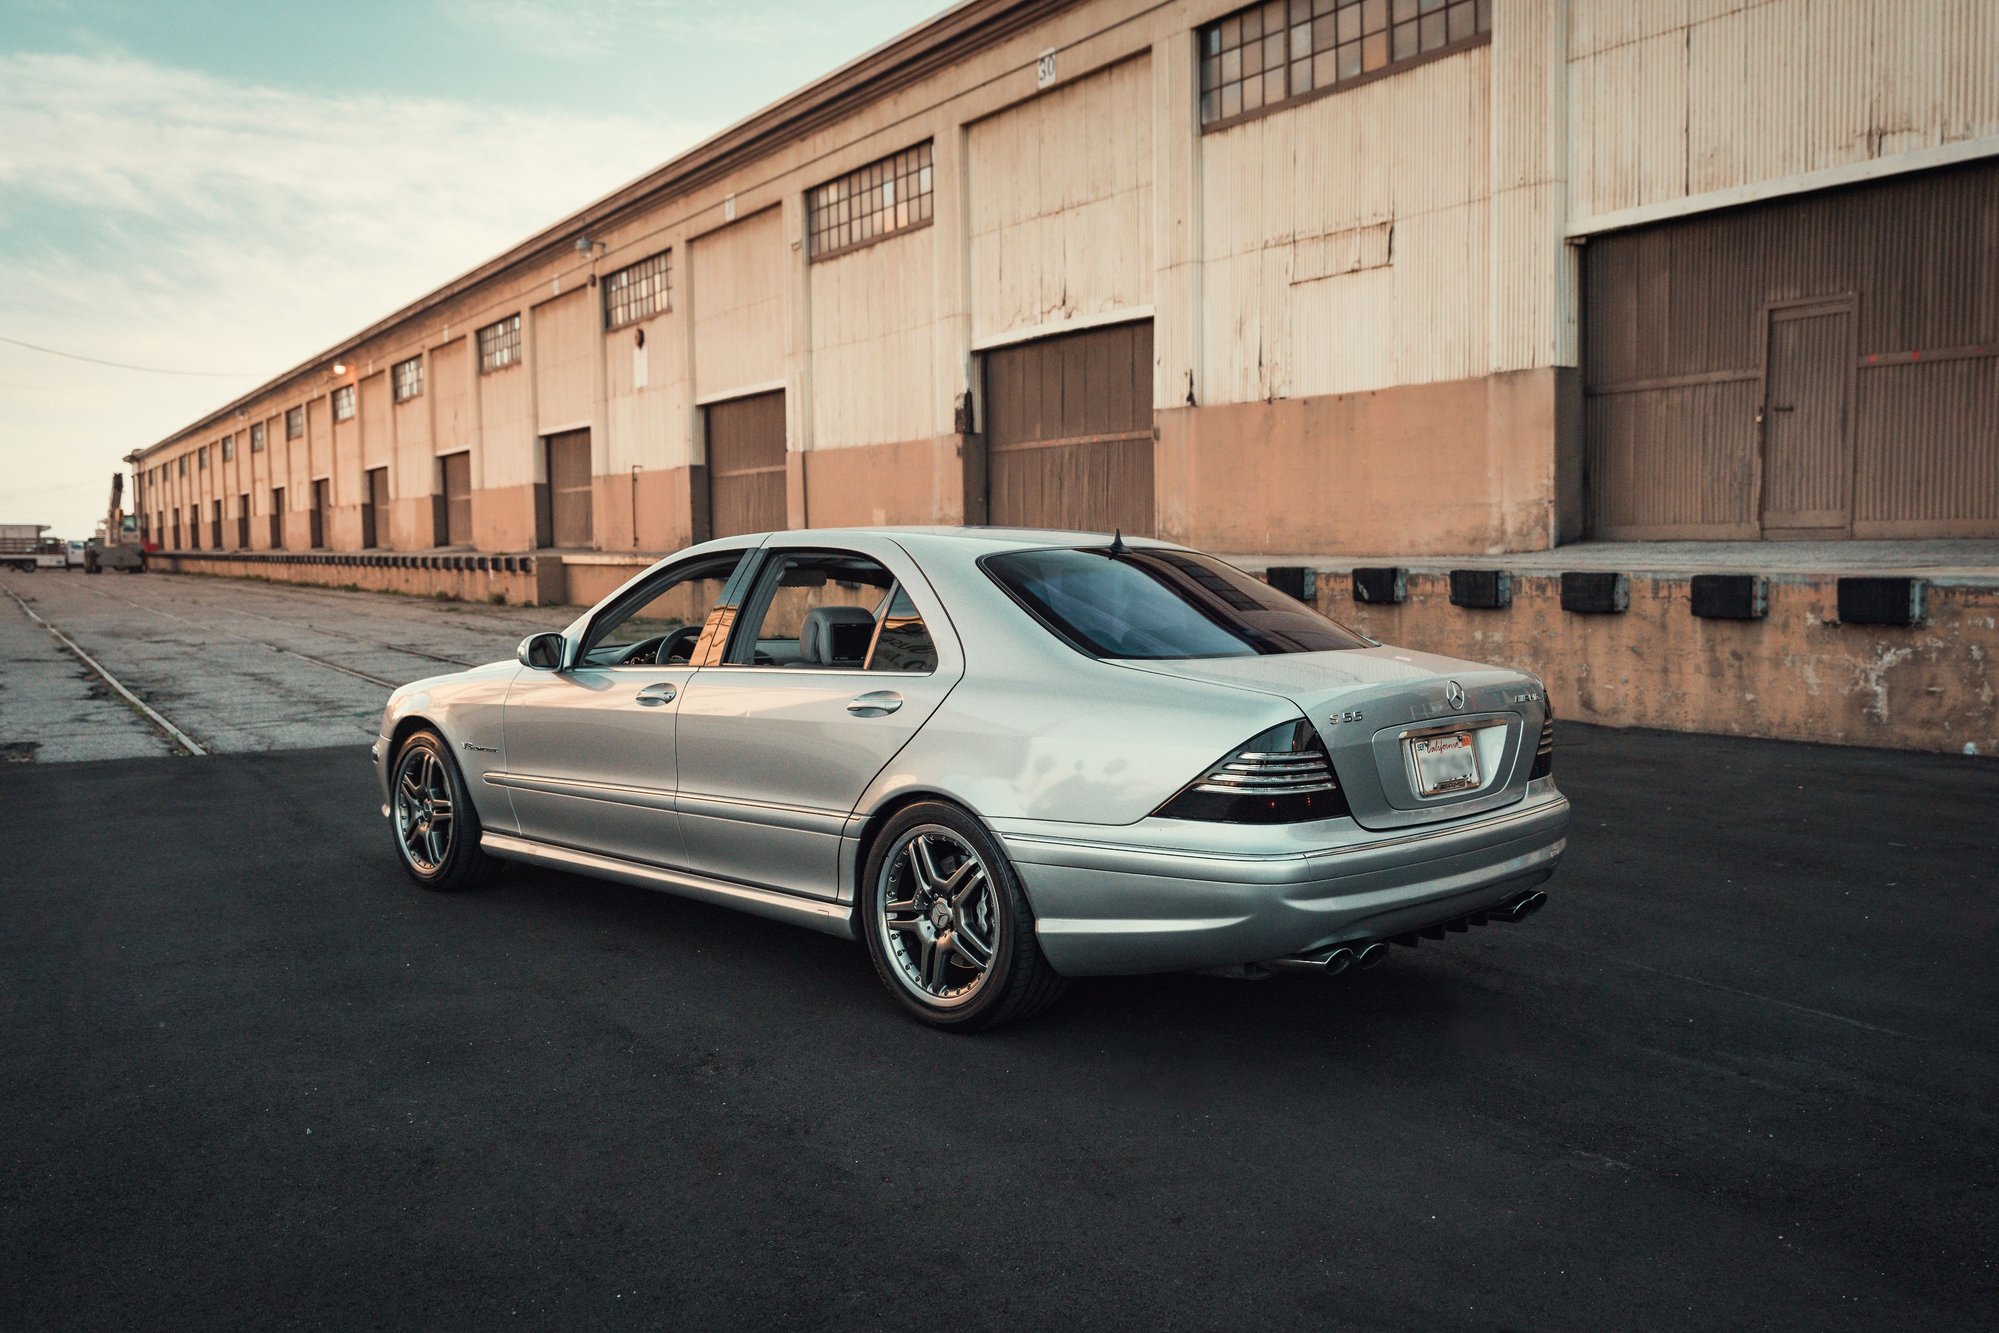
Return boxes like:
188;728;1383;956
0;334;268;378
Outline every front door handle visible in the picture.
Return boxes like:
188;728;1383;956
635;682;678;706
847;690;903;717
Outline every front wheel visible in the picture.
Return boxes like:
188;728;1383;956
391;729;499;891
860;801;1066;1031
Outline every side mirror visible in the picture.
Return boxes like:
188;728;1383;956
518;632;567;671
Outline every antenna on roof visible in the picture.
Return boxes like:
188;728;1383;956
1108;528;1128;557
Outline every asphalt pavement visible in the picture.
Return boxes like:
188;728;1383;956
3;721;1995;1330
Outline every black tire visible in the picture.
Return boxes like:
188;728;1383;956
390;728;500;892
860;800;1067;1032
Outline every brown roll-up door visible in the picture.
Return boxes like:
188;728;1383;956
705;390;787;538
984;320;1155;535
440;452;471;546
545;430;594;549
1584;159;1998;540
310;480;327;549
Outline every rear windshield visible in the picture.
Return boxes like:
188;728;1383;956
983;547;1371;659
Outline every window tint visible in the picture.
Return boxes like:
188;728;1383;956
579;552;743;667
985;546;1370;659
731;551;934;672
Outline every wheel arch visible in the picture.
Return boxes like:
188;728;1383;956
847;788;980;924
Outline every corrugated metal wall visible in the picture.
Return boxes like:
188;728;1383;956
533;289;596;434
1200;42;1492;402
692;208;788;402
1584;159;1999;539
967;56;1154;346
808;219;940;450
1571;0;1999;227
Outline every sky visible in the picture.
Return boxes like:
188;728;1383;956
0;0;945;538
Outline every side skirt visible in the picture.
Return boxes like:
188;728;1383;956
480;832;858;941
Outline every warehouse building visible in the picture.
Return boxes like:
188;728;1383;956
130;0;1999;754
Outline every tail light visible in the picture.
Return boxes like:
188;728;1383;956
1155;720;1350;824
1530;699;1555;779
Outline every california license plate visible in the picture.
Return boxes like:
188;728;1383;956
1410;731;1480;796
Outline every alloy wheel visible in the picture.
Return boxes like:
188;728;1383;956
394;744;455;874
876;826;1000;1008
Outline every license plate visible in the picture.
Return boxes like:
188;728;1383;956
1409;731;1480;796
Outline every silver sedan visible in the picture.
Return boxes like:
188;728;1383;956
374;528;1568;1030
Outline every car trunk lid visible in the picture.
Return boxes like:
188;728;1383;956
1113;647;1547;831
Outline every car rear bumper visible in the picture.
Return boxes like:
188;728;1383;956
995;782;1570;976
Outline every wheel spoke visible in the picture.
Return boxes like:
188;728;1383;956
399;773;422;803
952;920;993;970
886;915;926;937
909;836;944;892
926;933;957;990
947;865;985;910
429;797;453;819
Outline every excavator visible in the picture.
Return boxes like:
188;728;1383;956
82;473;145;574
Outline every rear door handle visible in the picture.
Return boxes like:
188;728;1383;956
847;690;903;717
635;682;678;706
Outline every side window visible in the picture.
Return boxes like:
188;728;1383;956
730;550;935;673
578;552;743;667
868;586;938;673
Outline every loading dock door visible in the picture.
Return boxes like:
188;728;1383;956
984;321;1154;535
544;430;593;549
705;390;786;538
1760;302;1854;537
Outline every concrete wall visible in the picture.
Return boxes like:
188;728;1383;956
1304;568;1999;758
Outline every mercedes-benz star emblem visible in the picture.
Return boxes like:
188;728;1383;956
1445;680;1466;710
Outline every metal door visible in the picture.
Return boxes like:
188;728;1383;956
363;468;388;548
1760;301;1855;537
269;489;283;548
440;452;471;545
310;480;328;549
705;391;786;538
984;320;1155;534
237;495;249;550
671;540;962;900
546;430;593;548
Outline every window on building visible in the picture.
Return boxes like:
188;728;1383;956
177;456;186;477
393;356;424;402
286;407;305;440
198;447;208;470
603;251;672;329
1199;0;1490;129
221;434;235;462
808;141;934;260
332;384;356;421
478;315;522;373
250;422;265;452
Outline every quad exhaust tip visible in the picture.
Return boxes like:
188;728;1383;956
1265;889;1548;975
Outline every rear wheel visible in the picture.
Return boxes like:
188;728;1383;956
391;729;498;891
861;801;1066;1031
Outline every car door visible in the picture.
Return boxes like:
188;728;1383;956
497;546;753;867
671;538;963;900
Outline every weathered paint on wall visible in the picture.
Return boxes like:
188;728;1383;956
1311;568;1999;757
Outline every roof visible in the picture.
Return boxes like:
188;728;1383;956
137;0;1076;462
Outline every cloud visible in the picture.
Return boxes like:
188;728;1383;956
0;48;707;534
438;0;931;61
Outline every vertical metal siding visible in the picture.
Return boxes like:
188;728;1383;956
705;391;788;538
984;320;1155;535
1585;158;1999;539
545;430;594;548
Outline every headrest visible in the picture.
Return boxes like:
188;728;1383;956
800;605;877;664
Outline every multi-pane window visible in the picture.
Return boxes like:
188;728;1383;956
177;455;187;477
808;141;934;260
198;447;208;470
221;434;235;462
250;422;265;452
1199;0;1490;129
478;314;522;373
286;407;304;440
331;384;356;421
603;251;672;329
393;355;424;402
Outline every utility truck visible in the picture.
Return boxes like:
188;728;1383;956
0;524;70;572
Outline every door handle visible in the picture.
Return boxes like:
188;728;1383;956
847;690;903;717
635;682;678;706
